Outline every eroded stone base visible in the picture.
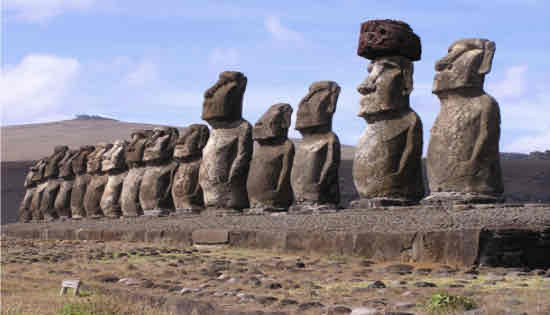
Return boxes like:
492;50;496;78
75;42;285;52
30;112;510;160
421;192;504;205
351;197;419;208
289;203;338;214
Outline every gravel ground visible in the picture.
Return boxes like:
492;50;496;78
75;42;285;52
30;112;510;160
5;204;550;234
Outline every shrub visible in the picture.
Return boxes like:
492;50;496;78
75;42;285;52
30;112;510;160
425;292;477;313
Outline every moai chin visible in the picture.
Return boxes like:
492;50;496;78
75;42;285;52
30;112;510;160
247;103;294;213
171;124;210;214
425;38;503;204
291;81;341;212
53;149;79;219
100;140;129;218
199;71;253;213
352;19;425;208
39;145;69;221
83;143;113;218
70;145;95;219
139;127;179;216
120;129;153;217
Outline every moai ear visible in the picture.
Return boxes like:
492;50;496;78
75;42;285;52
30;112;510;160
479;40;495;75
401;61;414;96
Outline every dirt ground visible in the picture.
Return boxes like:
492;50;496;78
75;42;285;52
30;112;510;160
2;237;549;315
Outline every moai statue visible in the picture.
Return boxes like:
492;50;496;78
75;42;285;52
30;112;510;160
199;71;253;213
70;145;95;219
171;124;209;214
100;140;128;217
352;19;425;208
39;145;69;220
247;103;295;213
19;160;44;222
29;158;49;220
290;81;341;212
425;38;503;204
120;129;153;217
139;127;179;216
83;143;113;218
53;149;80;218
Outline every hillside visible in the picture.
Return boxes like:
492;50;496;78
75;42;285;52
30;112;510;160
2;118;549;224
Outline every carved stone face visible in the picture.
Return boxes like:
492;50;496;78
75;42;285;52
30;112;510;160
357;56;412;117
31;159;47;182
295;81;340;131
173;124;210;159
253;103;293;141
87;143;113;173
143;127;179;162
58;149;79;178
433;38;495;94
202;71;247;122
44;145;69;179
71;145;95;175
125;129;153;165
102;140;128;172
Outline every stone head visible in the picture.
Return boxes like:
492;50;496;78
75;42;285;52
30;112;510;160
357;56;413;118
143;127;179;163
71;145;95;175
102;140;128;172
44;145;69;179
295;81;340;133
30;158;48;183
173;124;210;159
87;143;113;173
202;71;247;123
125;129;153;165
58;149;79;178
253;103;293;142
433;38;495;94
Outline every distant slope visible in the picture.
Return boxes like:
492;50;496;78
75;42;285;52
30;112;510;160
1;119;183;162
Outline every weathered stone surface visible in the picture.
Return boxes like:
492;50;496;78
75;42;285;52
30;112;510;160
199;71;253;211
19;187;35;222
291;81;341;211
30;181;48;220
70;146;95;219
426;38;503;203
357;19;421;61
172;124;210;213
83;143;113;218
43;145;68;180
39;146;69;220
352;56;424;206
120;130;152;217
54;149;79;218
100;140;129;217
19;159;45;222
139;127;179;215
192;229;229;244
120;167;146;217
247;103;294;212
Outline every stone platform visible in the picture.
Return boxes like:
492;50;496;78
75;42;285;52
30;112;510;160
3;204;550;269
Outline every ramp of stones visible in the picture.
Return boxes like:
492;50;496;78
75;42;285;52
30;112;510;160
4;204;550;269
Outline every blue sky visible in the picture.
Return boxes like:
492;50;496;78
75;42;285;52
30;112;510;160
1;0;549;153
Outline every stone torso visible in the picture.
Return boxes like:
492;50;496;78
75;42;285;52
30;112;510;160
291;132;340;205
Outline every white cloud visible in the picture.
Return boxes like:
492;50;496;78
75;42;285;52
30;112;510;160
487;65;528;99
124;60;158;86
0;54;80;125
265;16;303;42
7;0;96;23
208;48;240;68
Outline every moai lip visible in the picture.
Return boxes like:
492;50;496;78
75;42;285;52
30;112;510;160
291;81;341;213
247;103;295;214
352;20;425;209
424;38;503;205
172;124;210;214
139;127;179;216
199;71;253;213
